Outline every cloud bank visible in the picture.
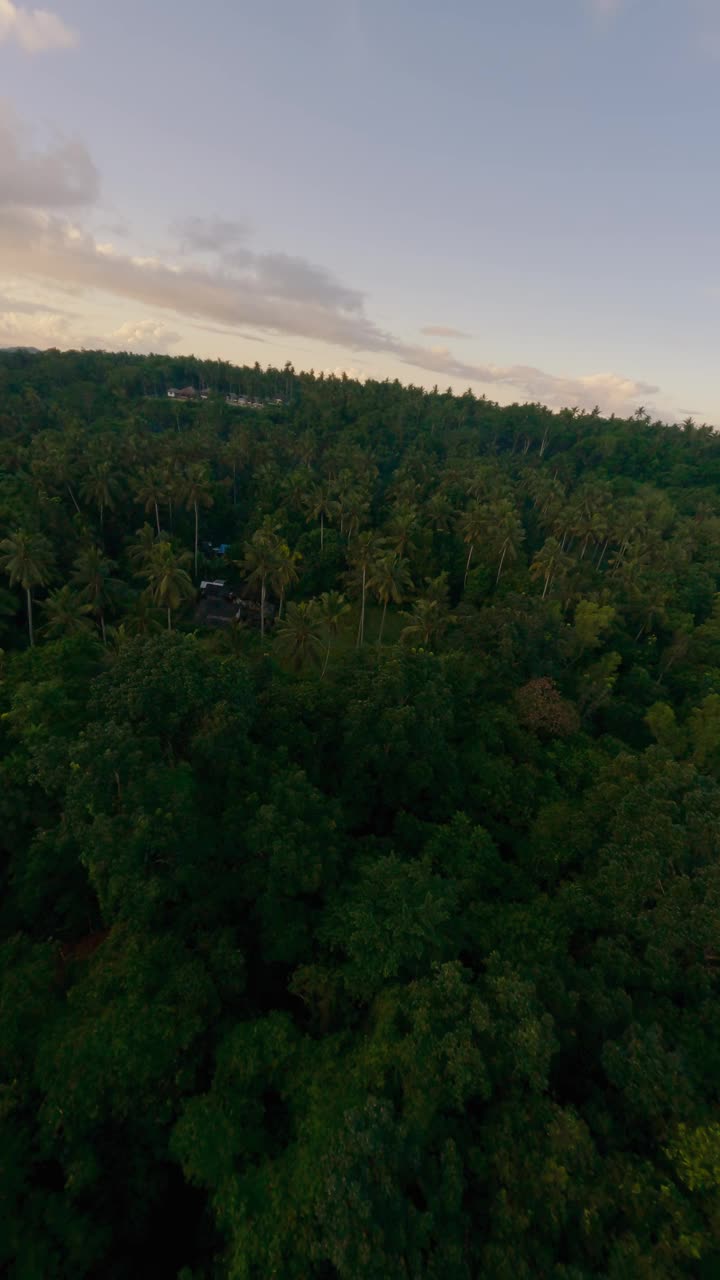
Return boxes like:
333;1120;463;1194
0;104;660;415
0;0;77;51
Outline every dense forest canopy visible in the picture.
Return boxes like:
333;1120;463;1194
2;347;720;1278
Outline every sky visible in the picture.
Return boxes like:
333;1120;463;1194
0;0;718;421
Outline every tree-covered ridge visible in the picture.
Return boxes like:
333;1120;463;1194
1;347;720;1278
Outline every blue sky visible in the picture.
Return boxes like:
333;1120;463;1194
0;0;718;420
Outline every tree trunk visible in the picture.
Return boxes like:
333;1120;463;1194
597;538;609;569
233;463;237;507
67;483;81;514
26;587;34;647
320;510;324;550
496;541;508;584
464;543;474;589
279;588;284;619
378;598;388;644
357;567;366;648
100;611;107;646
154;501;161;536
194;502;199;579
542;570;552;600
167;607;172;632
100;501;104;531
261;577;266;639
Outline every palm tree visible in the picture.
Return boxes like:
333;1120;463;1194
240;526;281;640
41;587;94;640
127;522;160;573
489;499;525;584
269;540;301;619
529;537;572;600
346;531;386;649
71;546;119;645
274;601;324;672
459;501;489;589
371;553;413;644
134;468;165;536
184;463;214;579
80;460;121;532
142;541;195;632
0;529;55;647
222;429;249;507
318;590;351;676
400;597;454;649
385;503;419;560
302;482;334;550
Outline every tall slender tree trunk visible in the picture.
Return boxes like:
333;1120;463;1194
597;538;609;569
321;642;331;678
67;483;81;514
167;607;172;632
26;587;34;647
279;588;284;620
496;541;508;584
378;598;388;644
194;502;199;578
154;501;161;536
100;611;107;646
464;543;474;589
320;510;324;550
356;567;366;648
233;463;237;507
261;577;266;639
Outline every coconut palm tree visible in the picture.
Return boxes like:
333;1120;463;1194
142;541;195;632
269;540;301;619
346;531;386;649
302;482;334;550
134;468;165;536
489;499;525;584
385;503;419;560
240;526;281;640
80;460;121;532
127;522;160;574
274;600;324;672
222;428;250;507
71;546;119;645
400;597;454;649
529;537;572;600
41;587;94;640
458;501;490;589
0;529;55;647
184;462;214;579
371;553;413;644
318;590;351;676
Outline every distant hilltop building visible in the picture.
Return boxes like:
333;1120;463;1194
167;387;285;407
167;386;209;400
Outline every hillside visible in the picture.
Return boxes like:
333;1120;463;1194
1;348;720;1278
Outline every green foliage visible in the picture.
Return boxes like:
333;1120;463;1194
2;348;720;1276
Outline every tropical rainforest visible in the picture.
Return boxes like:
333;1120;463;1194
2;346;720;1279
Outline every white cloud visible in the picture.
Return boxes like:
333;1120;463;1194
0;0;77;51
110;319;182;354
0;307;71;345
